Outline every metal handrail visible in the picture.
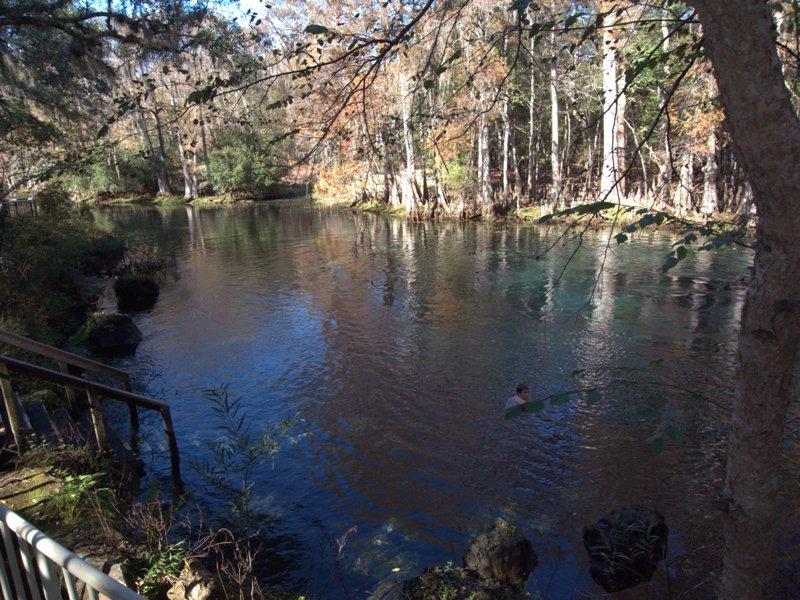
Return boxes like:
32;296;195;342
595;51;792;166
0;330;131;384
0;329;139;431
0;357;166;411
0;502;143;600
0;355;183;494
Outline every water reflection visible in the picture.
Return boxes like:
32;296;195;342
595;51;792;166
97;202;751;598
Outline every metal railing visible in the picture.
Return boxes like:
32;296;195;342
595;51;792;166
0;502;143;600
0;198;37;218
0;331;183;494
0;330;139;429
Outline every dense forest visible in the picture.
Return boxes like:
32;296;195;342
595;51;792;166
2;1;800;599
4;2;797;220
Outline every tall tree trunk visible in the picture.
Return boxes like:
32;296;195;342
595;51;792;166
502;92;511;196
399;70;420;215
149;108;173;197
600;0;624;203
549;30;561;209
658;17;673;207
688;2;800;597
170;81;197;200
477;98;492;213
701;129;719;215
674;150;693;216
527;61;537;199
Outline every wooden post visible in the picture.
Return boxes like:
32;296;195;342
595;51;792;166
160;408;183;495
86;390;107;452
57;361;80;414
0;370;24;451
123;378;139;431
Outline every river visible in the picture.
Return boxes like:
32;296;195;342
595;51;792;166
94;200;752;598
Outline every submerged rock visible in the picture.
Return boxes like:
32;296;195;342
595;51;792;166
167;559;220;600
463;519;538;585
582;506;668;593
115;274;160;312
80;312;142;356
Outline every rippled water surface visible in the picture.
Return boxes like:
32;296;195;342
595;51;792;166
96;201;752;598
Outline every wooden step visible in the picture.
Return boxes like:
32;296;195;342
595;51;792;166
22;400;57;443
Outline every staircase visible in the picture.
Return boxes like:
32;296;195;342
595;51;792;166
3;391;141;476
0;330;182;493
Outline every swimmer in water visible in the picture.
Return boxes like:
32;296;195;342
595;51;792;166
505;384;530;410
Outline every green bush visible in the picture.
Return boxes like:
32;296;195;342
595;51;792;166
63;147;162;198
34;181;73;214
209;131;277;196
439;156;471;195
0;209;125;342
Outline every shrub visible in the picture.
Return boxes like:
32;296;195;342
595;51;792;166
62;147;162;198
439;156;471;196
0;212;108;339
209;131;277;196
46;471;114;525
34;181;73;215
81;231;126;276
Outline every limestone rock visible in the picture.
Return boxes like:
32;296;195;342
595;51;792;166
582;506;668;593
115;274;160;312
463;519;538;585
80;312;142;356
72;554;133;600
167;559;220;600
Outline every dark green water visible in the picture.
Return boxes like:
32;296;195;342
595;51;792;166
96;201;752;598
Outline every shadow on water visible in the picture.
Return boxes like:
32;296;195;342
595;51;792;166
95;201;756;598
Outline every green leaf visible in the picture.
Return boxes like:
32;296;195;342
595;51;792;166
96;124;109;139
676;246;688;260
423;79;434;90
615;233;628;244
305;24;329;34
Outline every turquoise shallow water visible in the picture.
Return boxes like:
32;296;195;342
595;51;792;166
96;201;752;598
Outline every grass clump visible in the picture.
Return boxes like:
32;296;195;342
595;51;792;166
402;562;527;600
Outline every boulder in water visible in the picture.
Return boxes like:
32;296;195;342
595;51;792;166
463;519;538;585
115;274;159;312
582;506;668;593
80;312;142;356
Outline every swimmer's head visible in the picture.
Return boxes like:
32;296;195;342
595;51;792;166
516;384;530;400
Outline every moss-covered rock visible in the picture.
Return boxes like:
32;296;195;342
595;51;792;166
79;312;142;356
463;519;538;585
115;274;159;312
399;562;528;600
582;506;668;593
